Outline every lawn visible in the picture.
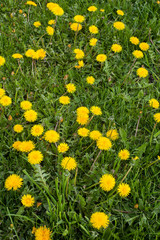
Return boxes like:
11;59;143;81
0;0;160;239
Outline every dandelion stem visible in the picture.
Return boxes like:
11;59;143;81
135;112;142;137
90;150;102;171
7;207;20;240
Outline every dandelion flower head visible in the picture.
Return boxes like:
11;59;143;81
89;130;102;140
21;194;35;207
139;42;149;51
90;212;109;230
118;183;131;197
137;68;148;78
28;150;43;164
24;110;37;122
13;124;23;133
77;127;90;137
59;96;70;105
57;143;69;153
89;25;99;34
149;99;159;109
96;54;107;62
0;56;6;66
0;96;12;107
35;226;51;240
130;36;139;45
5;174;23;191
90;106;102;115
132;50;144;59
97;137;112;150
61;157;77;171
20;100;32;110
118;149;130;160
106;129;119;141
70;23;82;31
113;21;125;30
99;174;116;191
44;130;60;143
86;76;95;84
111;44;122;53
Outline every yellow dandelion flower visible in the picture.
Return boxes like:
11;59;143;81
89;38;97;46
53;6;64;16
5;174;23;191
24;110;37;122
96;54;107;62
88;6;97;12
44;130;60;143
90;106;102;115
0;96;12;107
90;212;109;230
31;125;44;136
0;88;5;98
59;96;70;105
89;25;99;34
25;49;36;58
86;76;95;85
75;60;84;68
70;23;82;31
106;129;119;141
48;19;55;25
74;15;85;23
89;130;102;140
77;106;89;115
57;143;69;153
154;113;160;123
12;141;22;151
117;10;124;16
130;36;139;45
26;1;37;6
65;83;76;93
149;99;159;109
33;21;41;27
113;21;125;30
132;50;144;59
76;114;89;125
0;56;5;66
19;9;23;14
35;226;51;240
28;150;43;164
46;26;54;35
139;42;149;51
19;141;35;152
111;44;122;53
99;174;116;191
97;137;112;150
12;53;23;59
35;49;46;60
100;9;105;12
118;149;130;160
21;194;35;207
13;124;23;133
137;67;148;78
61;157;77;171
77;127;90;137
20;100;32;110
74;49;85;59
117;183;131;197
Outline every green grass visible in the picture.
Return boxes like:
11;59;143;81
0;0;160;239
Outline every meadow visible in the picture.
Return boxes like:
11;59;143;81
0;0;160;239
